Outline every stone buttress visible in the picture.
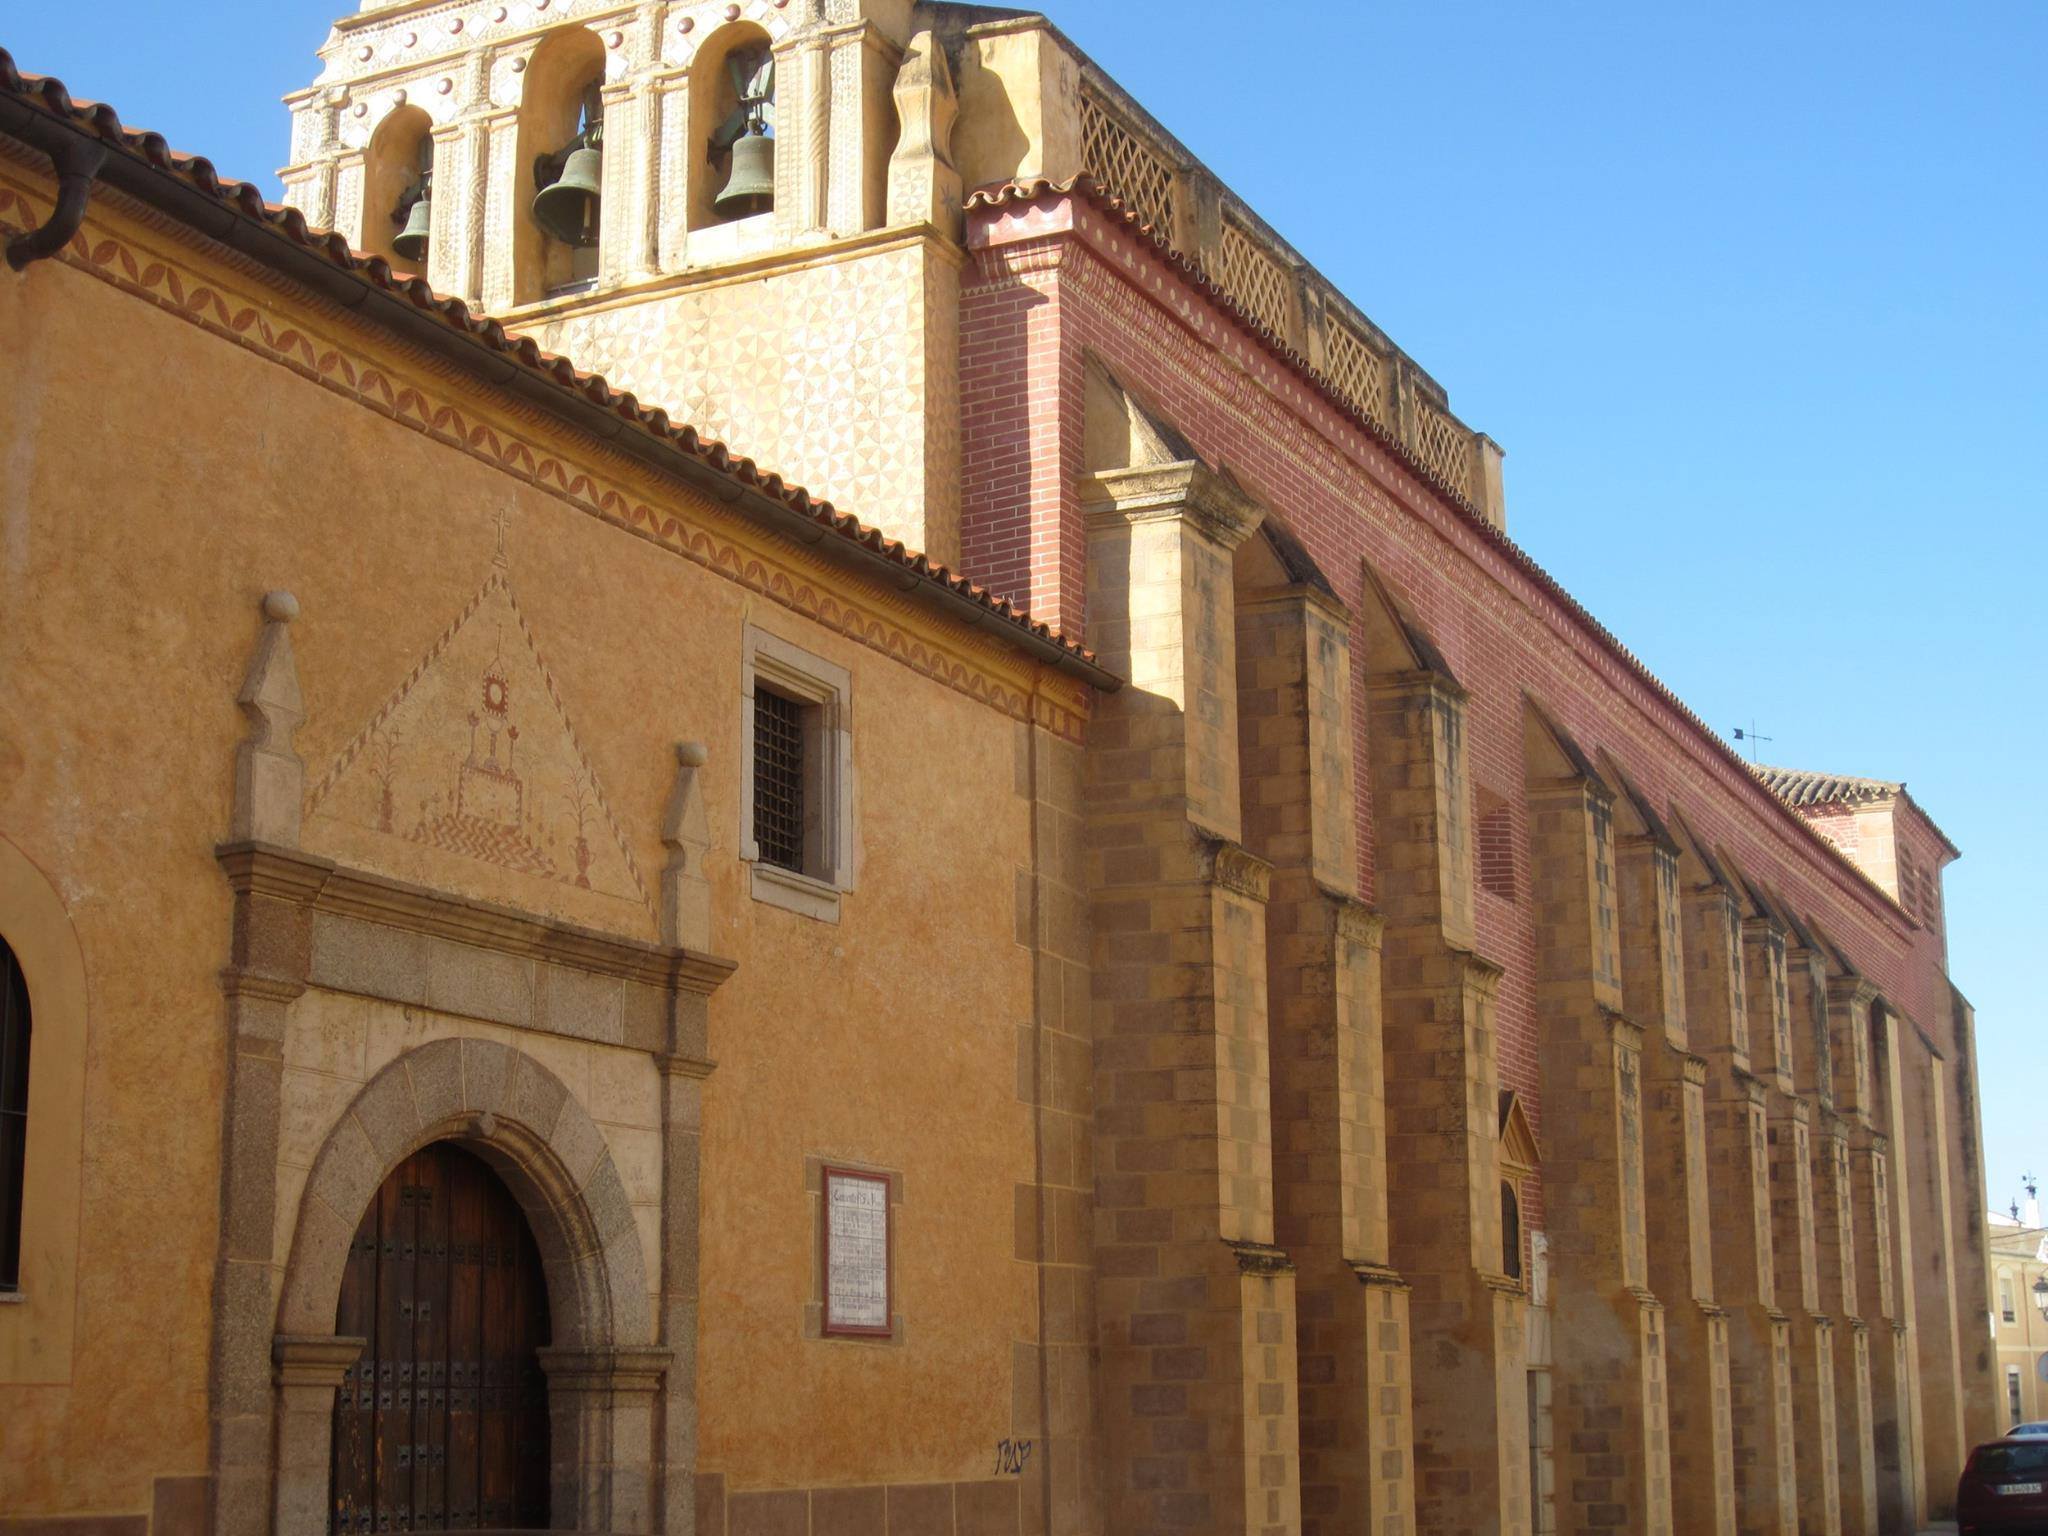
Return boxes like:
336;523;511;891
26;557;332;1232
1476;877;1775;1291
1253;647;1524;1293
1521;710;1673;1536
1674;826;1796;1536
1082;462;1302;1536
1613;775;1734;1536
1833;972;1918;1533
1234;532;1416;1536
1357;565;1528;1536
1744;898;1839;1536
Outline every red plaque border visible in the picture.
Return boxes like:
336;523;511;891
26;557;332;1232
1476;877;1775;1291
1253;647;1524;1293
820;1164;893;1339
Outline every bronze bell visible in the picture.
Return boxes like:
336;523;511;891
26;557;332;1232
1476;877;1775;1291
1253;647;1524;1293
533;145;603;247
392;190;431;263
714;132;775;219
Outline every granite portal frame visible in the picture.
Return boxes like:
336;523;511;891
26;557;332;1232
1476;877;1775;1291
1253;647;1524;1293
210;842;734;1536
207;596;737;1536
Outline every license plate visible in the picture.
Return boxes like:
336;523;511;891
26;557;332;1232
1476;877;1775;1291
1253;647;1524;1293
2001;1482;2044;1495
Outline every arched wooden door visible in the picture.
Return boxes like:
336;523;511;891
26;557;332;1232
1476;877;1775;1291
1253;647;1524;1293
332;1141;550;1533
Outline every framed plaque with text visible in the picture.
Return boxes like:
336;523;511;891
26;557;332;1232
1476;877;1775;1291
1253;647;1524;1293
821;1166;892;1338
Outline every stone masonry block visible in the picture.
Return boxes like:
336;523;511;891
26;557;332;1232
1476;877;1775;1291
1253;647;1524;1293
540;962;625;1044
303;1112;383;1238
509;1050;570;1142
425;937;534;1028
350;1062;423;1166
406;1036;465;1130
460;1036;514;1116
309;912;429;1005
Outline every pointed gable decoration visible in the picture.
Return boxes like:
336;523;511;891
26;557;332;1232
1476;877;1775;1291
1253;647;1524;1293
305;530;652;924
1084;358;1200;473
1234;513;1344;608
1666;806;1736;897
1596;752;1682;856
1521;695;1606;788
1730;863;1785;928
1356;556;1459;685
1499;1090;1542;1180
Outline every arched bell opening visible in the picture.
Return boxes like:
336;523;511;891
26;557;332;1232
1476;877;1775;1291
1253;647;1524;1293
687;20;776;232
363;105;434;277
330;1140;551;1533
515;25;607;302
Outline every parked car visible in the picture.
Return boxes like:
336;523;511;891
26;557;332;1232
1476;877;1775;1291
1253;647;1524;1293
1959;1437;2048;1533
2013;1422;2048;1437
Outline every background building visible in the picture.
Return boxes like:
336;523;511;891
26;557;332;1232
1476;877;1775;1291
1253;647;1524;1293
0;3;1999;1534
1991;1184;2048;1429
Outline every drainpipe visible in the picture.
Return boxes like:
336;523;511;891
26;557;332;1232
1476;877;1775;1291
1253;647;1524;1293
5;135;106;271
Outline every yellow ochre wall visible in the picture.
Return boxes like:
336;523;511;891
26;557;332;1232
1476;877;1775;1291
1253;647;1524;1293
0;155;1060;1520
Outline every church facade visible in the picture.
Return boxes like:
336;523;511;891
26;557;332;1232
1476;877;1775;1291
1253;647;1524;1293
0;4;1997;1535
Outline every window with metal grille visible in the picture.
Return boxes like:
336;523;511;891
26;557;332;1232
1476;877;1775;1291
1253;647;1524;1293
1;936;30;1292
753;687;807;874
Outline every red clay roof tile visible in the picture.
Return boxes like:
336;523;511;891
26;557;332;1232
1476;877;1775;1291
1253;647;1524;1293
0;47;1102;678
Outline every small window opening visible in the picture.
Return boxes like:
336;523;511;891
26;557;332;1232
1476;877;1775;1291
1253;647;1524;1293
1501;1181;1522;1281
753;687;807;874
2002;1272;2017;1325
1;937;31;1292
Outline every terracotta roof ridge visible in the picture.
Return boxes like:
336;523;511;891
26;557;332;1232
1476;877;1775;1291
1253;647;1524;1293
0;47;1105;683
966;172;1939;914
1753;764;1906;803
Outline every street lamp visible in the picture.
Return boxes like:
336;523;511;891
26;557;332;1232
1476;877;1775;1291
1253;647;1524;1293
2033;1273;2048;1325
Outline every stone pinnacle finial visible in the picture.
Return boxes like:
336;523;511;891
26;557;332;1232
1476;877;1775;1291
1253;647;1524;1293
231;591;307;846
661;741;713;949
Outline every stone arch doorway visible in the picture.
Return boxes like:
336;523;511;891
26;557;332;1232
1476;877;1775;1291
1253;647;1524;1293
332;1140;550;1533
267;1039;670;1536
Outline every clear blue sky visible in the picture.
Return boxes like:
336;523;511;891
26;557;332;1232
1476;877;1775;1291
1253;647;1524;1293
6;4;2042;1208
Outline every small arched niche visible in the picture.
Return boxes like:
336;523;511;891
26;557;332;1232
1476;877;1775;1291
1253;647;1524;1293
687;21;777;235
362;104;433;275
515;25;607;302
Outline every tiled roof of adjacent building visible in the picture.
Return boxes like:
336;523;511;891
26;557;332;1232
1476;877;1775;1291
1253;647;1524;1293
0;47;1113;687
1753;767;1905;809
1754;765;1960;859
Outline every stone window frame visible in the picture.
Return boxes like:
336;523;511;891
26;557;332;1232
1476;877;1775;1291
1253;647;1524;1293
740;626;855;923
803;1156;904;1345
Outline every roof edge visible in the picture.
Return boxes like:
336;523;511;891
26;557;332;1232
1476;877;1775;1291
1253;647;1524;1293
0;49;1119;696
968;175;1920;929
